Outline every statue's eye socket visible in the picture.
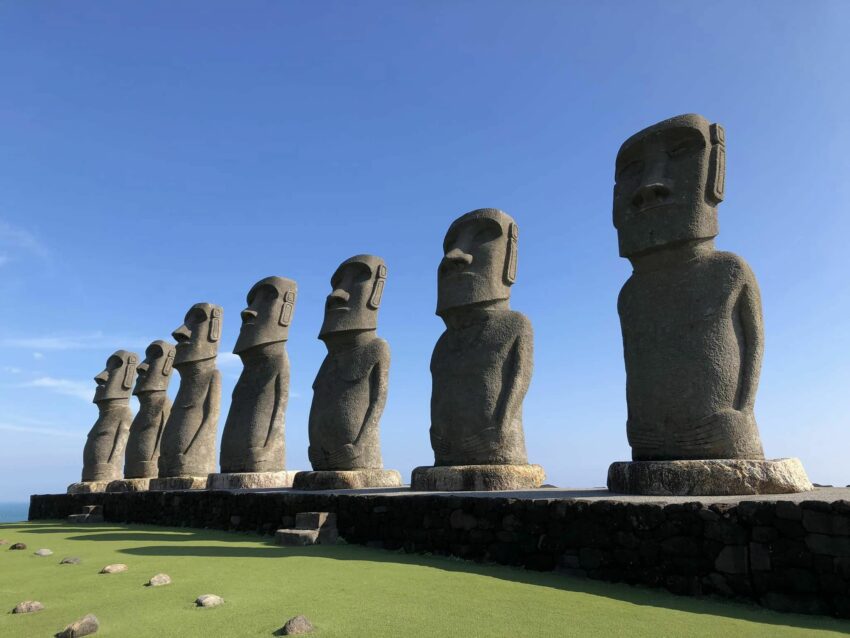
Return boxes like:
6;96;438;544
668;142;695;158
472;224;500;243
617;159;643;181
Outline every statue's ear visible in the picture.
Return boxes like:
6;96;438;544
367;264;387;310
122;354;138;390
707;123;726;204
504;223;518;285
162;349;175;376
279;290;296;326
208;307;222;342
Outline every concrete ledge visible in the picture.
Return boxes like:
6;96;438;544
293;469;402;490
208;471;298;490
106;478;152;493
149;476;208;491
411;464;545;491
67;481;111;494
607;458;814;496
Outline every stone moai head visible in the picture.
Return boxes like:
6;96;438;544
319;255;387;339
133;340;176;395
233;276;297;355
92;350;138;404
613;113;726;258
436;208;518;316
171;302;223;366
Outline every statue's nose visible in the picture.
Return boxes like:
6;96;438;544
136;362;149;375
632;181;672;209
172;324;191;342
445;248;473;265
241;308;258;323
327;289;350;307
94;370;109;385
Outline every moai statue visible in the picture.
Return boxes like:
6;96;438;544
410;209;544;491
606;114;812;495
293;255;401;490
67;350;138;494
107;340;175;492
150;303;222;491
209;277;298;489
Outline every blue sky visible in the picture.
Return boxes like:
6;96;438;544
1;1;849;501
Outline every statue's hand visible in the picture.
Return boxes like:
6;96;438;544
325;443;359;468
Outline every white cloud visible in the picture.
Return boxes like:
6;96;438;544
218;352;242;367
33;352;44;359
1;332;140;351
2;366;22;374
0;422;78;438
0;254;10;267
22;377;93;402
0;220;49;260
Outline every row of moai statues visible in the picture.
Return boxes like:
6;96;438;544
68;113;813;497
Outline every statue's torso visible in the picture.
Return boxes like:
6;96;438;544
124;394;170;478
159;365;218;475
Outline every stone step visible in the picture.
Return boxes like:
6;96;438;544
295;512;336;530
67;513;104;524
275;529;320;546
82;505;102;515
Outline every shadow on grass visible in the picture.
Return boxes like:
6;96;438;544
9;522;850;634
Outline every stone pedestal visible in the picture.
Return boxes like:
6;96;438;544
105;478;152;493
293;469;402;490
207;471;298;490
149;476;208;491
67;481;111;494
410;464;545;492
607;458;813;496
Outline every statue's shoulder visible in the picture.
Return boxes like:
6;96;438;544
492;309;532;338
706;250;758;284
336;337;387;382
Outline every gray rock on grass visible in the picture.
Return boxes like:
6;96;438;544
100;563;128;574
9;542;26;550
35;548;54;556
147;573;171;587
12;600;45;614
280;615;314;635
55;614;99;638
60;556;82;565
196;594;224;607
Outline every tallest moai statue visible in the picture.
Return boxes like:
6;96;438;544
606;113;812;496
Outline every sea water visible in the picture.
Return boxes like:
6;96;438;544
0;502;29;523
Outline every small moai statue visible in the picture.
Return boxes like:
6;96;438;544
150;303;222;491
67;350;138;494
606;114;812;496
293;255;401;490
107;340;175;492
209;277;299;489
410;209;544;491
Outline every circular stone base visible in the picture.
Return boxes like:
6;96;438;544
67;481;112;494
106;478;152;493
293;469;402;490
410;464;545;492
148;476;208;491
607;457;813;496
207;471;298;490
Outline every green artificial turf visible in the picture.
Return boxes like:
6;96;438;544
1;522;849;637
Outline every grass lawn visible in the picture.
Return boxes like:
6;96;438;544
2;522;849;637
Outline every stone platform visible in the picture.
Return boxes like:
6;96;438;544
208;471;298;490
149;476;208;491
67;481;111;494
410;464;545;491
607;458;813;496
106;478;152;493
293;469;402;490
29;486;850;618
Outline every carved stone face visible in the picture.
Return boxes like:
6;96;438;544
93;349;138;403
233;276;297;354
172;302;222;366
613;113;726;258
133;340;176;395
319;255;386;339
436;208;518;316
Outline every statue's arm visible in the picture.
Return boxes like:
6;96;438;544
353;357;388;449
736;278;764;411
494;322;533;432
107;411;133;464
186;370;221;454
264;370;288;449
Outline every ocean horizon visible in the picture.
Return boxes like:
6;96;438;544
0;501;29;523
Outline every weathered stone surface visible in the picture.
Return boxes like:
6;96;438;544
613;114;767;463
158;303;222;481
56;614;99;638
124;340;175;479
195;594;224;607
149;476;208;491
221;277;296;474
295;512;337;530
309;256;392;472
100;563;128;574
106;478;151;493
411;464;545;492
9;542;26;550
429;210;533;469
715;545;749;574
12;600;44;614
34;548;53;556
60;557;81;565
607;458;812;496
293;469;401;490
147;573;171;587
79;351;137;486
67;481;111;495
208;471;297;490
275;529;320;546
280;615;314;635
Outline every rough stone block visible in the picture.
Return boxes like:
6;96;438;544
410;464;545;492
292;469;401;490
149;476;208;491
105;478;151;493
207;471;297;490
275;529;319;546
295;512;336;530
715;545;749;574
67;481;111;495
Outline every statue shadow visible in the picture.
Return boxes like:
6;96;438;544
117;540;850;633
